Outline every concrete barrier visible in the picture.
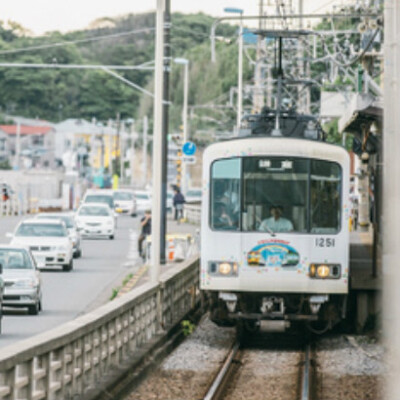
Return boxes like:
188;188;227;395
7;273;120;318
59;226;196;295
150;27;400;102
0;257;200;400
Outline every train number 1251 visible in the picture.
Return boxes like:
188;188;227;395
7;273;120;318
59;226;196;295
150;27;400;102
315;238;335;247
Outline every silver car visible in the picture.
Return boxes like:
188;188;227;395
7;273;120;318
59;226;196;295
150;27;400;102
1;245;42;315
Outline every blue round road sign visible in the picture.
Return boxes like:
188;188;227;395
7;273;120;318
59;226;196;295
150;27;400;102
182;141;196;156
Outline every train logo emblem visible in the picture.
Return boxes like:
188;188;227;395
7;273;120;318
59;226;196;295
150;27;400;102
247;242;300;267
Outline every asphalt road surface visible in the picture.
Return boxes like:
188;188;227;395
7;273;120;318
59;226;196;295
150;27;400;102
0;214;142;349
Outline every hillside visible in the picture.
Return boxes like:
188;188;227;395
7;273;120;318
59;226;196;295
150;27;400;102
0;12;244;137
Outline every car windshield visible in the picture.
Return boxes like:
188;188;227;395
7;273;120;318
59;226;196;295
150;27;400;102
187;190;201;197
85;195;114;207
0;249;33;270
114;192;133;201
135;193;150;200
79;206;110;216
37;215;74;228
16;223;68;237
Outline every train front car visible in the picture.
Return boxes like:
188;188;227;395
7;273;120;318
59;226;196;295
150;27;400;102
201;137;350;333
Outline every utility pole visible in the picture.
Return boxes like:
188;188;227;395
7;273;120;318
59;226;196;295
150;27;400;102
151;0;165;280
237;12;244;134
160;0;171;264
142;115;148;187
130;122;136;186
297;0;305;113
383;1;400;399
116;112;121;178
15;121;21;169
120;121;125;184
107;119;113;177
253;0;265;113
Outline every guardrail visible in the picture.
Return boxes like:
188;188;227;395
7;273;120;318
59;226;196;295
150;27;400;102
0;196;37;216
0;197;21;216
184;202;201;225
0;257;200;400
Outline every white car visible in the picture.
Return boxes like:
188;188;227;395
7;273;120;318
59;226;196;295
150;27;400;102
82;189;115;209
1;245;42;315
185;188;202;203
9;219;74;272
113;189;137;217
134;190;152;214
35;213;82;258
76;203;115;239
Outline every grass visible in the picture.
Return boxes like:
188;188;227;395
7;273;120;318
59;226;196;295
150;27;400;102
109;272;135;301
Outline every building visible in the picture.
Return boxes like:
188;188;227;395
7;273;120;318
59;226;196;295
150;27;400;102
0;124;56;168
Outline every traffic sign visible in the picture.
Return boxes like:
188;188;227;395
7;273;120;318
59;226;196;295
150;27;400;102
182;141;196;156
182;156;196;164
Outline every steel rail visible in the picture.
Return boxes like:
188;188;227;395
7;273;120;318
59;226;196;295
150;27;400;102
300;344;313;400
203;340;241;400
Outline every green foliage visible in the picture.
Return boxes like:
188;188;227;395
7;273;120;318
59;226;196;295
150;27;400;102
122;273;133;286
0;11;240;134
323;118;352;149
0;160;11;170
181;320;195;336
109;286;120;300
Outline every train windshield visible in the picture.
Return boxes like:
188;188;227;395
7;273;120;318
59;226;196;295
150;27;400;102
210;157;341;234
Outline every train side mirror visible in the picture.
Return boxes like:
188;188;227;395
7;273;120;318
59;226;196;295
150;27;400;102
0;263;3;274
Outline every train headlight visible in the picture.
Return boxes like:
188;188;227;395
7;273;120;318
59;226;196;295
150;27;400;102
208;261;238;277
309;264;341;279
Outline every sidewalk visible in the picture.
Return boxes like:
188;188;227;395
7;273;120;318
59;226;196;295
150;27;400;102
167;215;199;236
116;218;200;298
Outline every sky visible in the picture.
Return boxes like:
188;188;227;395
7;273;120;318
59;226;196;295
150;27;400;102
0;0;344;35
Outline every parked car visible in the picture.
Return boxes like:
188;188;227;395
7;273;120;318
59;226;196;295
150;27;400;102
75;203;115;240
134;190;152;214
0;245;42;315
35;213;82;258
9;219;74;272
113;189;137;217
185;188;202;203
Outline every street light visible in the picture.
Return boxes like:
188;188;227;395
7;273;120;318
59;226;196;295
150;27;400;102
173;58;189;194
224;7;244;135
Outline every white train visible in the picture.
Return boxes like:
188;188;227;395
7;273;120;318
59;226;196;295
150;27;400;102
200;134;350;333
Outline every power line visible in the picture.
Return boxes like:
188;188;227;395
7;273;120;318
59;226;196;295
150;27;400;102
0;62;154;71
0;27;155;56
311;0;338;14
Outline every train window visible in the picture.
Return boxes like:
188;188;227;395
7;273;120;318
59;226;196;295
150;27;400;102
242;157;308;233
210;158;241;231
310;160;341;233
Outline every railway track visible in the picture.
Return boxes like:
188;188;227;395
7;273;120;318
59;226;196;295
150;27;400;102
203;335;315;400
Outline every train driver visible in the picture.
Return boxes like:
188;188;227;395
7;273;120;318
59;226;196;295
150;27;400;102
259;205;294;233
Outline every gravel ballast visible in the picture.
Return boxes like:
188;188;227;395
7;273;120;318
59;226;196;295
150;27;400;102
124;317;235;400
316;335;384;400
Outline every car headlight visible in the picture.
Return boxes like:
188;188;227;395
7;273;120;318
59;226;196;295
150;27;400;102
208;261;238;277
14;278;37;288
309;264;341;279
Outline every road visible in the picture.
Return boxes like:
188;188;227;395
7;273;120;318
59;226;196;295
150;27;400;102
0;214;143;349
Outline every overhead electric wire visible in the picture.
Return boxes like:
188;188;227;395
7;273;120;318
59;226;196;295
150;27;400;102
0;27;155;56
315;27;381;67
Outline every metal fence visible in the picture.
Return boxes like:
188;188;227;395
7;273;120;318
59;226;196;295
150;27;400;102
0;257;200;400
184;203;201;225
